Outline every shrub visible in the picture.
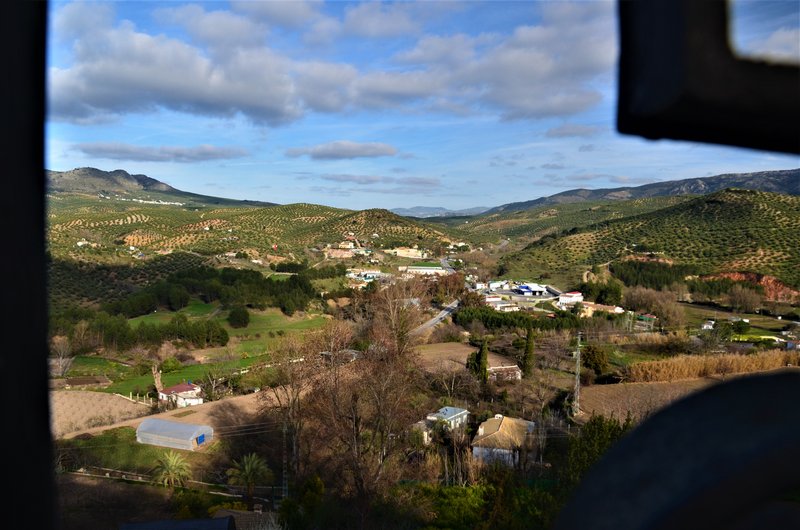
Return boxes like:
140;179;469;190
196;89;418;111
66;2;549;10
227;306;250;328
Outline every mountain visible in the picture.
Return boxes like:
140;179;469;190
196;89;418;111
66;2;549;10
499;188;800;289
46;167;276;207
391;205;490;218
486;168;800;213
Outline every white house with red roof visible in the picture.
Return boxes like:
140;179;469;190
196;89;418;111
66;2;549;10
158;381;204;408
558;291;584;309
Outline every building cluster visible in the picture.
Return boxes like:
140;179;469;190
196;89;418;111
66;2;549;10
413;407;536;467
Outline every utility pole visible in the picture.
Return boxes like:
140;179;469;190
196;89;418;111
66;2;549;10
572;331;582;417
281;422;288;507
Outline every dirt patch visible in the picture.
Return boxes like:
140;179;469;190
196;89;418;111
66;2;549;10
59;390;266;440
416;342;516;372
50;391;150;439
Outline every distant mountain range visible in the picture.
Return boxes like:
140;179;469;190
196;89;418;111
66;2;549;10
486;168;800;214
390;205;490;218
46;167;276;208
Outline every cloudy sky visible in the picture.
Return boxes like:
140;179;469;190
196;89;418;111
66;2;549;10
46;0;800;210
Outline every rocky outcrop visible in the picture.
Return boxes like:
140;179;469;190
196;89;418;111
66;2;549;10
701;272;800;302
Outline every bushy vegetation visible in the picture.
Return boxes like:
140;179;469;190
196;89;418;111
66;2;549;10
626;349;800;382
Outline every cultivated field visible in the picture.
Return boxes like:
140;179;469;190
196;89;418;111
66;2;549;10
579;366;800;422
55;389;266;440
50;391;150;439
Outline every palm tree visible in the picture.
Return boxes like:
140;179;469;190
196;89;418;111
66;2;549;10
227;452;273;509
152;450;192;489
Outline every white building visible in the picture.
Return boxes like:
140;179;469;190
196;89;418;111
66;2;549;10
426;406;470;430
558;291;584;309
158;382;204;408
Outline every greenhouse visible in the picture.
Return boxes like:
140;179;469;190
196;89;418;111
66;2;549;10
136;418;213;451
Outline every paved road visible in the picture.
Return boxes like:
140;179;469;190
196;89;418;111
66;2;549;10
439;257;456;273
412;299;459;335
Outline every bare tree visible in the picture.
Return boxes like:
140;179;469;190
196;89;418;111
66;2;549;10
50;335;73;377
307;353;419;502
260;320;350;478
367;278;428;358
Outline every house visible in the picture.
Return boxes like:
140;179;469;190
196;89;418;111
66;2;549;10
426;406;470;430
488;280;509;291
386;247;427;259
702;320;715;330
495;303;520;312
399;265;449;276
338;241;355;249
411;420;433;446
471;414;535;467
558;291;584;309
484;294;502;303
158;381;204;408
487;365;522;382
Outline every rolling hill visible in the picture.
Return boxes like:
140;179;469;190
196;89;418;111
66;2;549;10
498;188;800;289
47;167;276;208
485;168;800;213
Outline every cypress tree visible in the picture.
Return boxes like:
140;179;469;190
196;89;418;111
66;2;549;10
523;327;535;378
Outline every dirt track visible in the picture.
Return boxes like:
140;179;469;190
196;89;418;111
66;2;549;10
54;390;265;440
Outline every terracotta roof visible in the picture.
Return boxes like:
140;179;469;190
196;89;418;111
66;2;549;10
472;415;534;450
161;382;200;394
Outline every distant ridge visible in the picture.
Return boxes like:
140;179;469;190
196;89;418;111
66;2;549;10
391;205;490;218
487;168;800;213
46;167;276;207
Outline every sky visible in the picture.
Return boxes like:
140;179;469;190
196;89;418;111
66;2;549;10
46;0;800;211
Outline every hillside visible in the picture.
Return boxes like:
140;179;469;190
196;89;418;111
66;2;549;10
47;190;460;263
427;196;691;243
486;168;800;213
47;167;276;208
499;188;800;289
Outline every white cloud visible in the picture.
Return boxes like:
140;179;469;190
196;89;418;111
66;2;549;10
293;62;358;112
49;22;302;125
73;142;249;162
320;174;389;185
749;28;800;63
156;5;267;50
53;2;114;42
286;141;398;160
343;3;419;38
231;0;322;28
546;124;602;138
395;34;476;67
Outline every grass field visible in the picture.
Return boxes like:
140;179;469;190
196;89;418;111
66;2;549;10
680;302;787;336
67;356;133;379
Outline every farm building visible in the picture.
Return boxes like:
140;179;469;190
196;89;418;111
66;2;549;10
472;414;535;467
136;418;213;451
158;381;203;408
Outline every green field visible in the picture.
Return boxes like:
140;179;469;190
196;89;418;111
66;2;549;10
103;354;270;395
680;302;787;337
67;356;133;379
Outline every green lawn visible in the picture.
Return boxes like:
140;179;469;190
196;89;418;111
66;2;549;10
103;354;270;395
411;261;441;267
55;427;214;475
67;356;132;379
680;302;786;336
129;301;220;326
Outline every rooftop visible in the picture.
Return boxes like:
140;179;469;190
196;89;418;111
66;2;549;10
472;415;534;450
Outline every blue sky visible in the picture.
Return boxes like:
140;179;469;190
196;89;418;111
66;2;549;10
46;0;800;211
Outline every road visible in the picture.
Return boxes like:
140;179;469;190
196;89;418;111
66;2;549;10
439;257;456;273
412;299;459;335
